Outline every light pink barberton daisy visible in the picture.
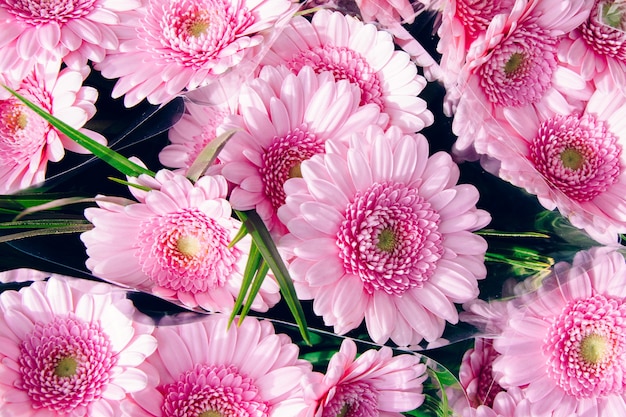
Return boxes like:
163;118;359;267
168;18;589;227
479;79;626;244
0;275;157;417
559;0;626;87
159;97;233;175
0;60;106;194
451;0;594;161
301;338;427;417
354;0;420;26
436;0;515;116
0;0;141;80
96;0;297;107
261;9;433;134
277;125;491;346
123;313;313;417
81;169;280;313
218;65;382;236
493;247;626;416
0;268;48;284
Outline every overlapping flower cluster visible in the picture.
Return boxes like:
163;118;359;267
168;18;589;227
2;0;626;416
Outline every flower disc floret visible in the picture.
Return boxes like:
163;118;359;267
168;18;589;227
529;113;621;202
580;0;626;62
544;294;626;398
478;21;558;107
337;181;443;296
7;0;96;25
321;381;378;417
18;316;116;413
137;207;236;293
161;364;269;417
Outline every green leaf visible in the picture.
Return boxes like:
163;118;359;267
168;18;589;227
228;223;248;249
235;210;311;345
4;86;155;178
229;241;263;327
237;260;270;323
0;219;92;229
476;229;550;239
0;224;93;243
186;129;238;183
13;197;96;221
107;177;152;192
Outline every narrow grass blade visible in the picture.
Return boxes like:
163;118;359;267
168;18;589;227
0;224;93;243
235;210;311;345
228;241;263;327
14;197;95;221
237;260;269;324
186;129;238;183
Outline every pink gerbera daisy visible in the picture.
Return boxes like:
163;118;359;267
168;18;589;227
277;125;491;346
159;98;233;174
0;60;106;194
218;65;382;235
493;247;626;416
81;169;280;312
96;0;297;107
0;0;140;79
301;338;427;417
481;81;626;244
451;0;594;160
559;0;626;87
123;313;313;417
0;275;157;417
436;0;516;115
261;9;434;133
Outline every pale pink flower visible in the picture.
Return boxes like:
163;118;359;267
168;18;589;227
480;81;626;244
451;0;594;160
0;275;157;417
301;338;427;417
0;0;140;80
277;125;491;346
0;268;48;283
81;169;280;312
559;0;626;87
354;0;420;25
436;0;516;115
218;65;382;236
96;0;297;107
0;60;106;194
159;98;232;174
261;9;433;133
123;313;313;417
493;247;626;417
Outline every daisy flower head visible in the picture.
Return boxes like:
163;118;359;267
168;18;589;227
261;9;434;133
218;65;383;236
0;60;106;194
354;0;421;25
559;0;626;87
124;313;313;417
277;125;491;346
493;247;626;416
159;98;233;174
0;275;157;417
0;0;141;80
482;82;626;244
81;169;281;313
302;338;427;417
96;0;297;107
436;0;516;115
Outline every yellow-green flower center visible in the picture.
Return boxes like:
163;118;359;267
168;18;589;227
560;148;585;170
580;333;609;364
289;162;303;178
601;2;625;29
504;52;525;76
54;356;78;378
376;228;397;252
198;411;222;417
177;235;201;257
188;16;211;37
337;403;350;417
